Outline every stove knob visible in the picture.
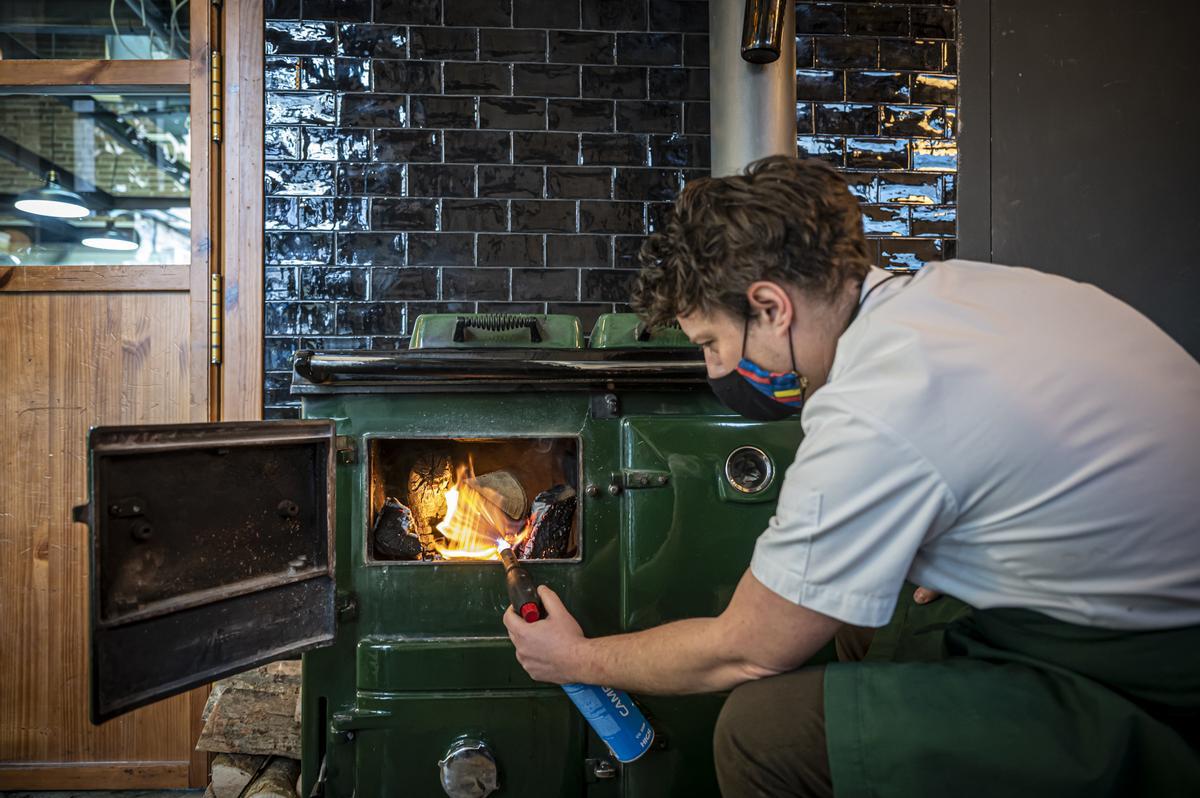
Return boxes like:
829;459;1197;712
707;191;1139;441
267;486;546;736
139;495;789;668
437;737;499;798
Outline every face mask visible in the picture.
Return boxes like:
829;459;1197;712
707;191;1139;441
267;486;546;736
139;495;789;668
707;317;808;422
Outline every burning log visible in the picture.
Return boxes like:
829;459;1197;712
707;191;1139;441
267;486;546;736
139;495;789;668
519;485;577;559
372;497;422;560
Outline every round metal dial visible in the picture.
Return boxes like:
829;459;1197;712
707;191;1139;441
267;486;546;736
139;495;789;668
724;446;775;495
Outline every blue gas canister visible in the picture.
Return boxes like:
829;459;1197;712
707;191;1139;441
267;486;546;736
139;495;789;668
561;682;655;762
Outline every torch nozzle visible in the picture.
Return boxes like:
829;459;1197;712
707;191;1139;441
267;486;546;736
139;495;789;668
496;540;543;623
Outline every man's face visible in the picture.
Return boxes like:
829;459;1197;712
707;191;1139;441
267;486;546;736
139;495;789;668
677;307;747;379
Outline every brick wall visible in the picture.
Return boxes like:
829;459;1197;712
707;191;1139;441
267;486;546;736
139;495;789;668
262;0;957;418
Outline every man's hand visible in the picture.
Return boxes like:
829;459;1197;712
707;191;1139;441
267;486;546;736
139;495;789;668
502;585;587;684
913;586;941;604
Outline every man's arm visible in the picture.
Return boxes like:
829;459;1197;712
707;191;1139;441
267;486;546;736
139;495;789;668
503;569;841;695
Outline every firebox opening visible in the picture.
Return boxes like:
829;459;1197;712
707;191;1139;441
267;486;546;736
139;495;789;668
367;437;581;563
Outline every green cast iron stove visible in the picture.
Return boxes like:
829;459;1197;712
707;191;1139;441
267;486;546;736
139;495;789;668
77;313;804;797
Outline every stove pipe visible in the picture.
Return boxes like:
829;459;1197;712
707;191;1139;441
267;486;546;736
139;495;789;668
709;0;797;177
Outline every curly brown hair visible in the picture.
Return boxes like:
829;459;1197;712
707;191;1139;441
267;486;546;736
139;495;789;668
631;155;871;327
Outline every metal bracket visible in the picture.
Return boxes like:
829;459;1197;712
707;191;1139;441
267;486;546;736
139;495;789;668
617;469;671;489
336;435;358;464
336;590;359;623
589;392;620;419
584;758;617;782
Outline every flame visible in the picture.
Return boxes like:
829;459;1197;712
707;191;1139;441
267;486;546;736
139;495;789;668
434;463;527;561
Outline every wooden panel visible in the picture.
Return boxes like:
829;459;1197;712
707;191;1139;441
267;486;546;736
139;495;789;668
0;762;189;789
0;292;196;787
0;266;190;293
221;0;265;421
0;60;189;90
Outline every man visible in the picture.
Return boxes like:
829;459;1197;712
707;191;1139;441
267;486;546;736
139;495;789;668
503;155;1200;797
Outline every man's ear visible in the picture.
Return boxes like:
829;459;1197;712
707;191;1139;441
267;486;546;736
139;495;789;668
745;281;793;333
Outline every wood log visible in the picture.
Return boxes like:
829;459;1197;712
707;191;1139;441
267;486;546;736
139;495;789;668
196;661;302;758
211;752;267;798
245;757;301;798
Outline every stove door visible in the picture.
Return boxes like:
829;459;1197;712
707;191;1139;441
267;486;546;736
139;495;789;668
77;420;337;723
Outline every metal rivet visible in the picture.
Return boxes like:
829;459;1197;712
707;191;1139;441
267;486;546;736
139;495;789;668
656;475;668;485
608;483;620;496
585;484;600;498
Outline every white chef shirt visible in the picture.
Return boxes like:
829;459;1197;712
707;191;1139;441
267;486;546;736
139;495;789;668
750;259;1200;630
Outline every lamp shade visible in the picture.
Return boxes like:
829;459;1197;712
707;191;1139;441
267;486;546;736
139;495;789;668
14;171;89;219
81;223;139;252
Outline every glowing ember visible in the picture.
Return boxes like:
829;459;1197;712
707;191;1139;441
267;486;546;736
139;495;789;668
434;466;527;560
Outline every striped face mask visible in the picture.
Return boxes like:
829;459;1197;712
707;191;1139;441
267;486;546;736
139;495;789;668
707;318;808;422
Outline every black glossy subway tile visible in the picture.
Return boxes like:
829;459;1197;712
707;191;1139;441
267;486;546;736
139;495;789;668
296;302;336;335
582;66;646;99
546;166;612;199
445;62;513;95
480;28;547;61
267;91;336;125
548;234;610;267
371;268;440;300
846;137;909;170
580;200;644;234
648;0;708;33
796;135;844;165
444;0;511;27
550;31;615;64
443;268;510;300
911;73;957;106
300;127;366;160
298;197;370;230
877;172;941;205
408;164;477;196
841;172;877;203
581;268;637;301
846;4;909;38
373;0;440;25
815;102;878;136
442;198;508;231
267;232;334;264
815;37;878;69
444;130;512;163
861;204;910;236
910;205;956;237
478;165;544;197
878;237;945;270
512;131;579;164
480;97;547;129
911;139;956;172
266;57;300;90
547;99;613;132
335;302;406;336
911;6;955;40
266;197;299;230
373;60;442;94
409;27;478;60
880;104;945;137
796;36;814;68
370;198;440;230
266;162;335;195
580;133;648;166
613;234;643;268
647;67;707;100
646;200;675;233
512;268;579;301
336;163;407;195
616;32;682;65
335;58;372;91
338;94;408;127
264;335;298;372
265;303;299;335
615;100;681;133
846;70;911;103
796;102;814;134
582;0;647;31
514;0;579;29
880;38;943;71
648;133;708;167
265;0;301;19
795;3;844;35
683;33;708;67
408;232;476;266
304;0;370;21
266;21;336;55
336;232;405;266
514;64;580;97
373;129;441;161
512;200;578;232
796;69;844;102
549;301;611;331
300;266;369;300
683;102;709;135
410;95;478;128
478;233;545;266
614;167;681;201
266;126;301;159
339;24;409;58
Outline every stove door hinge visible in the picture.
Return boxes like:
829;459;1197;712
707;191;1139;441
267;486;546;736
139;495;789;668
336;435;358;464
616;468;671;490
585;757;617;782
209;273;222;365
589;392;620;419
210;50;222;142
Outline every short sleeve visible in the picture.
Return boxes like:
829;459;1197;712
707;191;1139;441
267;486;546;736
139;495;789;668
750;396;958;627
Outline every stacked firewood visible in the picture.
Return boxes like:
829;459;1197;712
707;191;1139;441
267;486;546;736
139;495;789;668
197;661;303;798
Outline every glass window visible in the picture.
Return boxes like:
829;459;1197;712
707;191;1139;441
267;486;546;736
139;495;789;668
0;1;189;61
0;93;190;266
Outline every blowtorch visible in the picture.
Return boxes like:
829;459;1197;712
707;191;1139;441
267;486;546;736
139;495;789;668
497;538;655;764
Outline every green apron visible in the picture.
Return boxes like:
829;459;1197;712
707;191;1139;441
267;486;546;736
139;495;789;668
825;586;1200;797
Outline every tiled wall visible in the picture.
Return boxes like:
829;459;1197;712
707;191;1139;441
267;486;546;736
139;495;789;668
263;0;957;418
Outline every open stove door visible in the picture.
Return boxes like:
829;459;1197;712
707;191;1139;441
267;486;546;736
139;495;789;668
75;420;337;724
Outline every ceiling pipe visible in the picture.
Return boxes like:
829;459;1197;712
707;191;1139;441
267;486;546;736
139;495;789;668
709;0;797;177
